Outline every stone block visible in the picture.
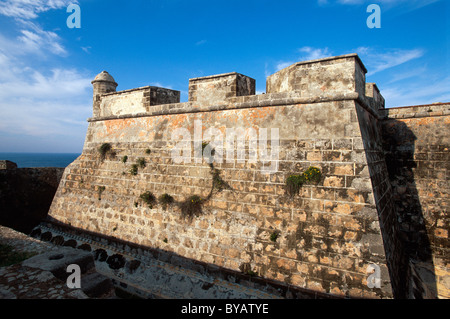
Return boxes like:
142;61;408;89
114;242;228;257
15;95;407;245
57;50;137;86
189;72;255;106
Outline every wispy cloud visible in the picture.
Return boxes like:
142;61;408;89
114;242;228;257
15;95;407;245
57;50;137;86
195;39;207;46
356;47;425;76
0;0;76;19
298;46;332;61
382;76;450;107
273;46;333;72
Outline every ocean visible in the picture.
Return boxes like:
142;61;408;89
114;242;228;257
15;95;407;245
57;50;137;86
0;153;80;168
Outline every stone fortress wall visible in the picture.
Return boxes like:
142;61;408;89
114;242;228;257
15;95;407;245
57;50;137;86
44;54;449;298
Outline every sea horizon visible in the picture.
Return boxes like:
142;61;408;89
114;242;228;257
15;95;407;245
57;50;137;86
0;152;81;168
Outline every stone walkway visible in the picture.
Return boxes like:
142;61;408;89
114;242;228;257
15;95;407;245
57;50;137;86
0;225;113;299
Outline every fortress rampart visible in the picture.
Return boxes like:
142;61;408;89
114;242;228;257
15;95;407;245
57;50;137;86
42;54;449;298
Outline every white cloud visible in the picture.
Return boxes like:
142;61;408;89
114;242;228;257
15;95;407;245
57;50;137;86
273;47;333;72
356;47;424;76
195;39;207;46
382;76;450;107
275;61;295;71
0;0;76;19
298;46;332;61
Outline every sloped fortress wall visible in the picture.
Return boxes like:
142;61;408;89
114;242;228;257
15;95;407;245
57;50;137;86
381;104;450;299
47;54;417;298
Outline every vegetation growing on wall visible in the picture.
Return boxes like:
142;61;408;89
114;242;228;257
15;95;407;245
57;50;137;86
131;142;233;221
129;164;138;176
137;158;146;169
97;186;106;200
98;143;112;161
179;195;205;220
158;193;175;211
140;191;156;208
286;166;322;197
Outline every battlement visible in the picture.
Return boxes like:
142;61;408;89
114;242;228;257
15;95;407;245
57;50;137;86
91;54;384;120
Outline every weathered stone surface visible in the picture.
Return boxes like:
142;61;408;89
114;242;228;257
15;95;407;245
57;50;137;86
41;54;449;299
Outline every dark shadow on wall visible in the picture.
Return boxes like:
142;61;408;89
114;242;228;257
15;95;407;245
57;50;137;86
0;167;64;234
381;119;438;299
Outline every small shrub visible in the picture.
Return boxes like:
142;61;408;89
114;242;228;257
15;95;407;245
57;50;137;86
286;166;322;197
140;191;156;208
145;148;151;154
129;164;138;175
163;238;168;243
158;193;174;210
302;166;322;184
97;186;106;200
180;195;204;219
121;155;128;163
99;143;112;160
286;174;305;197
270;231;279;242
137;157;146;168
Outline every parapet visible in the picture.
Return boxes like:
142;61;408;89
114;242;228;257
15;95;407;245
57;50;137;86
188;72;255;106
91;54;386;119
266;53;367;98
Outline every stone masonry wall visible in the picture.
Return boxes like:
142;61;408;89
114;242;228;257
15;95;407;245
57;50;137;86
381;103;450;299
47;54;397;298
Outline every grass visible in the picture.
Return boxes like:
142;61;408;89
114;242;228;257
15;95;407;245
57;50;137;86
0;244;37;267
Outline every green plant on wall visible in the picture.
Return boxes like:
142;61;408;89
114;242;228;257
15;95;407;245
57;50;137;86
270;231;279;242
140;191;156;208
158;193;175;211
286;166;322;197
121;155;128;163
129;164;138;175
97;186;106;200
179;195;204;220
137;157;146;168
145;148;151;155
98;143;112;161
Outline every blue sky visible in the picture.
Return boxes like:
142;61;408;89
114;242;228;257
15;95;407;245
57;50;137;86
0;0;448;153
